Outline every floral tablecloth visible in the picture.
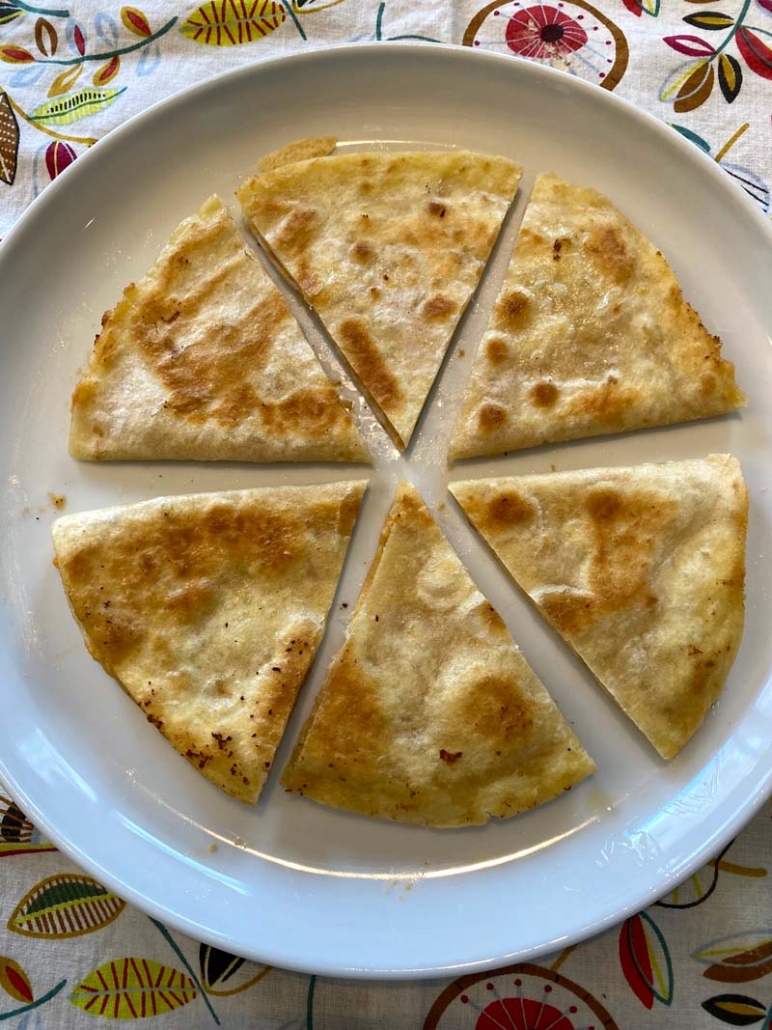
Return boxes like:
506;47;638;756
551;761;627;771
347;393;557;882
1;2;771;1027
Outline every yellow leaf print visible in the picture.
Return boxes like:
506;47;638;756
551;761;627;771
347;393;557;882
181;0;286;46
70;959;196;1019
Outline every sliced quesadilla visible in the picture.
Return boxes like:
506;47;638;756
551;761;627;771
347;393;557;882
450;173;746;459
52;481;367;803
70;195;367;463
282;482;594;827
451;455;748;758
237;147;522;449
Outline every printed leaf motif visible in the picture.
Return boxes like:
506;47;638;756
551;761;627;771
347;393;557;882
622;0;660;14
67;21;87;56
34;17;58;56
664;33;716;55
199;943;271;996
121;6;151;37
674;59;715;112
70;959;197;1019
8;873;125;938
93;55;120;86
0;956;33;1004
736;26;772;78
199;945;244;994
619;913;674;1008
0;4;23;25
0;46;36;64
684;10;735;28
48;63;83;97
95;12;120;47
0;93;18;184
29;87;125;126
45;140;76;180
693;932;772;983
0;796;55;855
702;993;768;1026
181;0;286;46
718;52;743;100
672;123;712;151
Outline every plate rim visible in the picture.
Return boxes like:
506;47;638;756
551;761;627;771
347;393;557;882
1;41;772;979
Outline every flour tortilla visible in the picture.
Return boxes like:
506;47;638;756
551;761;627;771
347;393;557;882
52;481;366;803
70;195;367;463
451;456;747;758
450;173;746;459
238;148;522;448
282;482;594;827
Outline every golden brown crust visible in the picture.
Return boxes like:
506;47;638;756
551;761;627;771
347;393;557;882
51;481;366;803
70;196;367;463
451;455;748;758
281;482;594;826
237;149;522;447
450;173;746;459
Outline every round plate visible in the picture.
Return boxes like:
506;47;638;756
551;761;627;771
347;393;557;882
1;44;771;979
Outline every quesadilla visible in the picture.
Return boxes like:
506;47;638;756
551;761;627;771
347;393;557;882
52;481;366;803
282;482;594;827
237;147;522;449
70;195;367;463
451;455;748;758
450;173;746;459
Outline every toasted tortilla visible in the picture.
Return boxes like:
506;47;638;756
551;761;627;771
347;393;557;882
282;482;594;827
450;173;746;459
52;481;366;803
70;195;367;463
451;455;748;758
237;148;522;449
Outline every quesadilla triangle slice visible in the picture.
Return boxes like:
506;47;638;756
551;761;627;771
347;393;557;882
51;481;367;804
237;148;522;449
451;455;748;760
450;173;747;460
69;195;368;463
281;482;594;828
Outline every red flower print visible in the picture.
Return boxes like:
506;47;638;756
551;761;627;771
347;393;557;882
506;5;589;59
476;994;576;1030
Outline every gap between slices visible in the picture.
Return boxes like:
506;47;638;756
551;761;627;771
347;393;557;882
450;456;748;760
281;482;595;827
51;481;367;804
236;147;523;451
69;195;368;464
450;172;747;460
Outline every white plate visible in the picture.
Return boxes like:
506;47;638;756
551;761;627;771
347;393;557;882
1;44;772;979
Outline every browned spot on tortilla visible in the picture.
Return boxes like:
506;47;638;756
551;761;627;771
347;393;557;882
530;381;559;408
477;402;507;433
422;294;456;321
275;207;320;259
565;381;638;428
461;674;535;742
495;288;531;331
541;592;597;638
427;201;447;218
439;749;462;764
351;240;372;264
338;317;402;409
485;491;536;528
540;487;678;637
587;225;634;284
260;387;350;437
486;336;510;365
